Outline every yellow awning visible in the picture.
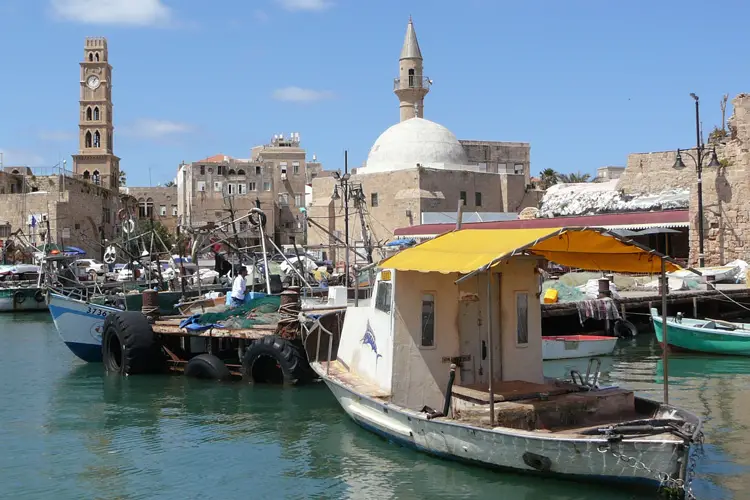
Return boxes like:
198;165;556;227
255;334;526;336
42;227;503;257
378;227;680;274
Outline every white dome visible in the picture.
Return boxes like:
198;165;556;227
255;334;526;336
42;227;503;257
364;118;470;173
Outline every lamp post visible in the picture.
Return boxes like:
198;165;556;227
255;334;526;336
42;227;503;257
673;93;721;268
332;151;351;285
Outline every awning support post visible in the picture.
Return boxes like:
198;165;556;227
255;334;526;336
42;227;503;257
661;258;669;405
487;268;495;427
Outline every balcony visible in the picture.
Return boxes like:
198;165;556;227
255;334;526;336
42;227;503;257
393;76;431;92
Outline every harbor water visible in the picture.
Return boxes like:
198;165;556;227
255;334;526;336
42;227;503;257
0;313;746;499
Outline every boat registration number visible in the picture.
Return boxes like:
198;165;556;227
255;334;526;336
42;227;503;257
563;341;580;350
87;306;110;317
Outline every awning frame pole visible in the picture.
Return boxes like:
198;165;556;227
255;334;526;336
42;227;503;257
487;267;495;427
661;258;669;405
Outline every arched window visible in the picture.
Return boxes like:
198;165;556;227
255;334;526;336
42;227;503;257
88;53;93;62
83;171;90;180
146;198;154;218
408;68;415;87
93;107;100;120
228;169;236;175
11;169;19;175
95;53;99;62
93;131;101;148
85;131;92;148
92;170;101;185
237;169;245;175
86;107;92;120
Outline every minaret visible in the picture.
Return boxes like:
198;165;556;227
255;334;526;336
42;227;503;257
394;17;430;122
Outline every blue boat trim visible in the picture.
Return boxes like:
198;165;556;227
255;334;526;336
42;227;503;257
64;342;102;363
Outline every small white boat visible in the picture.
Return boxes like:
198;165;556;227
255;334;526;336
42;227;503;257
48;292;121;362
542;335;617;360
302;227;703;492
0;265;46;312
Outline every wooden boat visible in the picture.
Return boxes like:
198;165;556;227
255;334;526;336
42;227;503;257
651;307;750;355
301;227;703;492
542;335;617;360
0;265;46;312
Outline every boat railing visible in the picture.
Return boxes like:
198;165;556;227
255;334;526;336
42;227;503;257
299;309;344;375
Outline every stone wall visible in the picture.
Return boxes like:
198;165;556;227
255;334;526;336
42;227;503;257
125;186;179;234
616;94;750;265
459;140;531;185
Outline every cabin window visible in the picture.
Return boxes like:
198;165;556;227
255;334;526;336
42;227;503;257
516;291;529;345
374;281;392;313
421;293;435;347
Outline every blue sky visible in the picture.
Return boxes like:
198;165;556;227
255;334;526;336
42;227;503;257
0;0;748;186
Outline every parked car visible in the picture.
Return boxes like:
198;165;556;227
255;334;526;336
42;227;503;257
72;259;107;275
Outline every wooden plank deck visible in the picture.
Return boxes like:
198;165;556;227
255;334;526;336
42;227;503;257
320;360;391;399
152;320;277;339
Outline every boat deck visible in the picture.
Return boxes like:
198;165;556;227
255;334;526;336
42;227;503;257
318;360;391;399
152;318;277;339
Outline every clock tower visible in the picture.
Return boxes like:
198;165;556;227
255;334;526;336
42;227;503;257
72;37;120;190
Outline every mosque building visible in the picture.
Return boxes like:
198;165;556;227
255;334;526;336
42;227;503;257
306;19;541;264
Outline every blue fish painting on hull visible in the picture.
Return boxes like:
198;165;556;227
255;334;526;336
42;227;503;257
362;320;382;360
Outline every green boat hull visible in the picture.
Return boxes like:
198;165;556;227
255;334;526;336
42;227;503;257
652;309;750;356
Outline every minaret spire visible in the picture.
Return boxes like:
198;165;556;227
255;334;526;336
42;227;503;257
394;18;430;121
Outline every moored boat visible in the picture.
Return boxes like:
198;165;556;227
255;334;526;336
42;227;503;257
302;227;703;493
0;264;46;312
542;335;617;360
48;292;121;362
651;308;750;355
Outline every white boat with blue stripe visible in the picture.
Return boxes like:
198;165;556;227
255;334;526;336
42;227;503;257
48;292;121;362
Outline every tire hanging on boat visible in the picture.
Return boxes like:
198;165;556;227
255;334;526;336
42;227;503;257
34;290;45;303
184;353;231;381
102;311;165;375
614;319;638;338
13;291;26;304
241;336;314;385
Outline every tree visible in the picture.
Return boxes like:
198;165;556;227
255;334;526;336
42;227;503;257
119;170;127;187
140;219;175;251
539;168;559;189
557;171;592;183
164;180;176;187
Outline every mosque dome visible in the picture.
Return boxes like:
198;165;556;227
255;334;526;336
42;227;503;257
363;118;470;173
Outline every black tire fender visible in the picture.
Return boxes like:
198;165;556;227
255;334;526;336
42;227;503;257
184;353;231;381
102;311;164;375
242;336;314;385
13;291;26;304
614;319;638;338
34;290;45;303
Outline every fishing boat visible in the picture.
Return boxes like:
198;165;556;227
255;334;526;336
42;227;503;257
0;264;46;312
48;292;122;362
302;227;703;493
542;335;617;360
651;308;750;355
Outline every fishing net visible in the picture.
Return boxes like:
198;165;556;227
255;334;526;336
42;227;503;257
542;280;585;302
198;295;282;328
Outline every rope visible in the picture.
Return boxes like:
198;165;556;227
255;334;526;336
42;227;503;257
709;286;750;312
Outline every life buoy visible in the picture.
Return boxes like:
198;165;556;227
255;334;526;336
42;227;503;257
121;219;135;234
117;208;129;221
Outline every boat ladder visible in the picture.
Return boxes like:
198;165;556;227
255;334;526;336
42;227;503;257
570;358;601;390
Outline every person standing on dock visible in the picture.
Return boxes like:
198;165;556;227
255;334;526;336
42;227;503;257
231;267;248;307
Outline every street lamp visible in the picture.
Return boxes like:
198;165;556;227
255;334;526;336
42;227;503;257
672;93;721;268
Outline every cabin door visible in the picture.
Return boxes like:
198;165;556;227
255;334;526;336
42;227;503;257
458;296;484;386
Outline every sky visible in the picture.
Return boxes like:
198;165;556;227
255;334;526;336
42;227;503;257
1;0;749;187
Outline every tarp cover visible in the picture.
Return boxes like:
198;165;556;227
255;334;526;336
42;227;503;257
379;227;679;275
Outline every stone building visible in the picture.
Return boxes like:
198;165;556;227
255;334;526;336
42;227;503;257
307;19;540;264
177;134;320;247
121;186;179;234
617;93;750;266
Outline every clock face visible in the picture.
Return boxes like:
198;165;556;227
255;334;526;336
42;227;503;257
86;75;100;90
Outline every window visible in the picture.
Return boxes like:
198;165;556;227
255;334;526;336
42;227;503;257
146;198;154;218
228;183;235;195
138;198;146;218
95;52;99;62
93;107;100;120
228;169;236;175
92;170;101;185
516;292;529;345
88;53;93;62
459;191;467;206
280;162;288;177
197;181;206;192
248;182;257;191
514;163;524;175
238;183;247;195
93;131;100;148
86;107;92;120
237;169;246;175
475;192;482;207
421;293;435;347
172;205;178;216
159;205;166;216
217;165;224;175
85;131;92;148
0;224;10;238
371;193;379;207
255;166;261;175
200;165;205;175
263;181;271;191
408;68;415;87
83;170;91;181
278;193;289;205
208;167;213;174
292;161;300;174
294;194;303;206
375;281;392;313
214;181;222;192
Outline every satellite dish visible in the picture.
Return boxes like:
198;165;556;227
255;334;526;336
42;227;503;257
103;245;117;264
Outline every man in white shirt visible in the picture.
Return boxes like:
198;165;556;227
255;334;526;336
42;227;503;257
230;266;248;307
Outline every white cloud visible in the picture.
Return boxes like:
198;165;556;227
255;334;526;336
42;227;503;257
272;86;335;103
120;119;194;139
50;0;171;26
39;130;76;142
276;0;333;12
0;148;45;166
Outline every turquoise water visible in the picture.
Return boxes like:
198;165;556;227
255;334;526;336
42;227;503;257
0;314;745;499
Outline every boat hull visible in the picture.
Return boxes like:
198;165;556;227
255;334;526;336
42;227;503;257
542;335;617;360
48;293;121;362
313;363;691;488
0;288;47;312
652;311;750;356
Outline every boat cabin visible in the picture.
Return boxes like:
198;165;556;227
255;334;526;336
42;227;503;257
323;227;679;430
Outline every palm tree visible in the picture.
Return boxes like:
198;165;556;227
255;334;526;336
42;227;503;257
164;180;176;187
557;171;591;183
539;168;559;189
118;170;127;187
